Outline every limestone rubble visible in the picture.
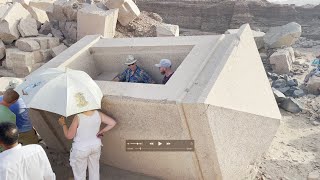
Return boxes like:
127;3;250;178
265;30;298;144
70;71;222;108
0;3;31;43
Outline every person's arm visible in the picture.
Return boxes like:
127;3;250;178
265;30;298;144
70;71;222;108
112;73;121;81
96;112;116;137
58;116;79;140
115;70;127;82
39;146;56;180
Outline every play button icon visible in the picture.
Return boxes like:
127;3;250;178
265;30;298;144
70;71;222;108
158;142;162;146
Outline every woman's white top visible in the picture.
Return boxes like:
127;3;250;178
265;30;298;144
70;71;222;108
72;110;102;150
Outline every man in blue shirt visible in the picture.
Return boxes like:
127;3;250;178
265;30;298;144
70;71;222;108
114;55;155;84
0;81;38;145
0;96;38;145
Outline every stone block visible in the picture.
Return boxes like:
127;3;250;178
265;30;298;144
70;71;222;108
33;50;43;63
51;0;78;22
156;24;179;37
13;66;32;77
0;3;31;43
292;89;305;98
47;37;60;48
308;171;320;180
280;97;302;113
51;0;66;21
40;49;52;61
105;0;140;26
51;27;64;41
5;48;20;69
39;21;51;35
51;44;67;57
272;87;286;103
64;21;77;41
58;20;66;30
0;4;10;19
77;5;118;40
29;0;54;11
307;76;320;95
31;62;44;72
0;68;16;77
28;36;60;49
62;0;78;21
32;37;48;49
10;50;35;67
13;0;30;5
18;17;38;37
264;22;301;48
25;6;49;24
270;47;295;74
15;38;41;52
0;40;5;60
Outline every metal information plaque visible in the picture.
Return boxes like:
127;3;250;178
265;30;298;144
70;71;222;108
126;140;194;151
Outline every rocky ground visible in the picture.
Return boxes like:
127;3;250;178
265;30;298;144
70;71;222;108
254;37;320;180
255;110;320;180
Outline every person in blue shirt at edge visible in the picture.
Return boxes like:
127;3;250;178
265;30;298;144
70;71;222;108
0;80;39;146
113;55;156;84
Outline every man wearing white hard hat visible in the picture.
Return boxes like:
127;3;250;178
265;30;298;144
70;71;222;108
155;59;174;84
114;55;155;84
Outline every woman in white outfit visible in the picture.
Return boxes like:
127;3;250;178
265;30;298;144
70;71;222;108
58;110;116;180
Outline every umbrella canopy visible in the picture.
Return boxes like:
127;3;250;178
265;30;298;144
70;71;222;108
15;68;103;117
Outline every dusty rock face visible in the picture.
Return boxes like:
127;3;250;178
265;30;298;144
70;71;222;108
136;1;320;39
0;3;31;43
18;17;38;37
230;0;254;29
264;22;301;48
